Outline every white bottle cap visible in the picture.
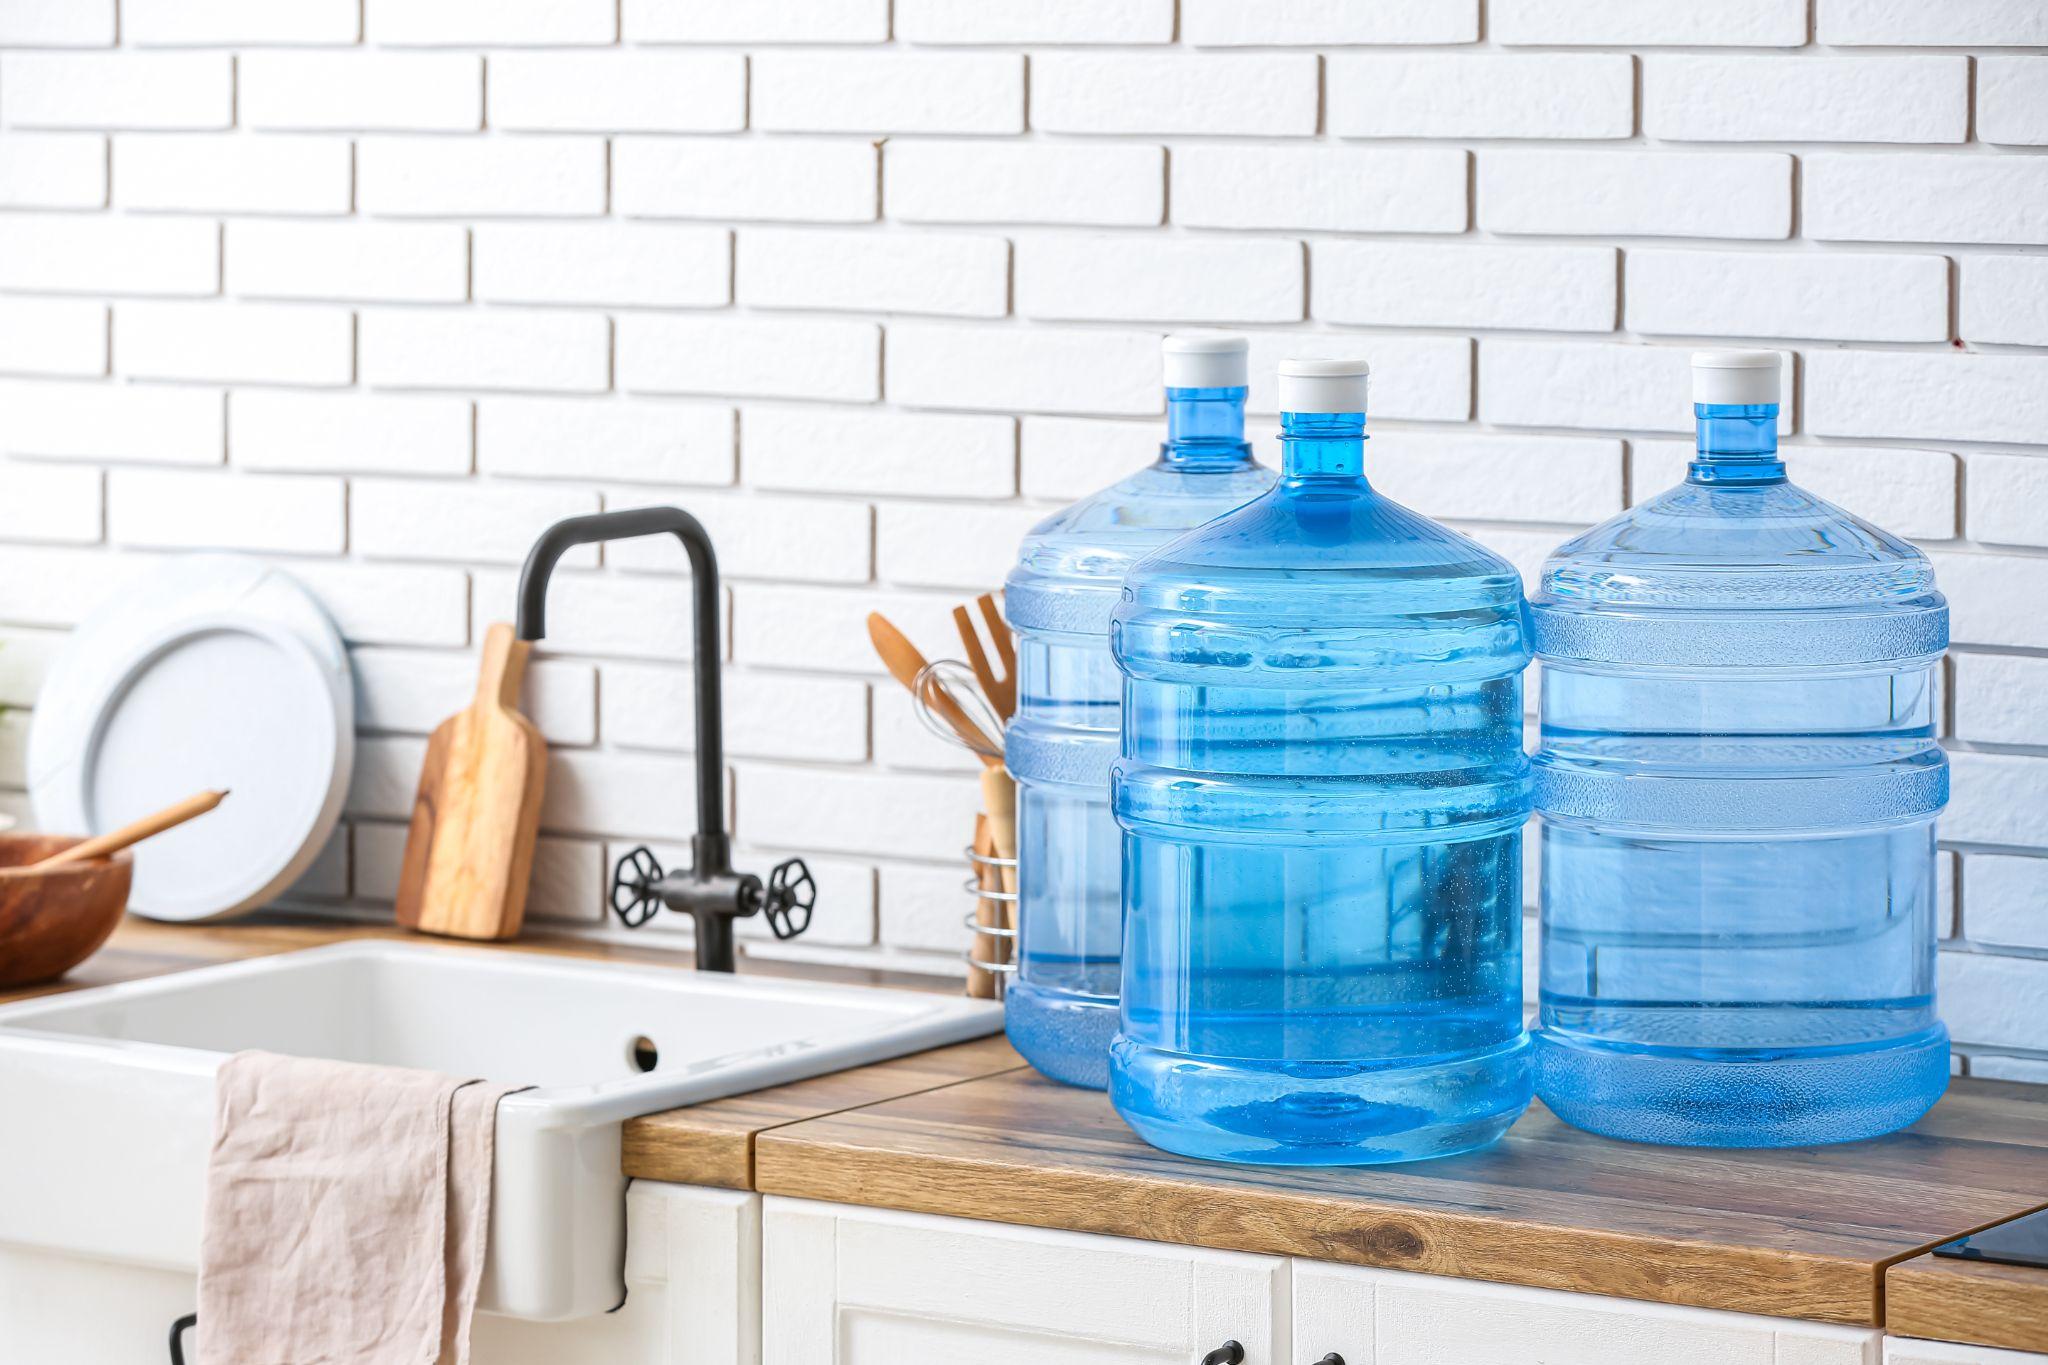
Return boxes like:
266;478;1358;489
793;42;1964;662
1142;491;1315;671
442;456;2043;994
1692;350;1780;406
1163;331;1249;389
1278;357;1370;414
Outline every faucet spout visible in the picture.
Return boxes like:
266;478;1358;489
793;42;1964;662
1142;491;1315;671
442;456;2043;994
517;507;812;970
516;506;725;848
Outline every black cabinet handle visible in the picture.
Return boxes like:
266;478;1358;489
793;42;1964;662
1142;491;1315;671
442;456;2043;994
169;1313;196;1364
1201;1343;1244;1365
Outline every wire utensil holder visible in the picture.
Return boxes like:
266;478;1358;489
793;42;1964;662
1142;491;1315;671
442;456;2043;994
963;841;1017;998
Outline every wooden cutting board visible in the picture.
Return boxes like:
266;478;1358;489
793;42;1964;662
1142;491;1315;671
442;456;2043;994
395;622;547;941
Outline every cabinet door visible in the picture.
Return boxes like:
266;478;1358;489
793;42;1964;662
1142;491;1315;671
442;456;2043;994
1295;1260;1884;1365
474;1183;761;1365
1886;1339;2048;1364
0;1184;763;1365
764;1197;1289;1364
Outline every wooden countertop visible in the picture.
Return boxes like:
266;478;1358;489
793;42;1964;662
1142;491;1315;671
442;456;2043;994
13;919;2045;1340
1888;1244;2048;1354
752;1068;2048;1328
622;1033;1026;1189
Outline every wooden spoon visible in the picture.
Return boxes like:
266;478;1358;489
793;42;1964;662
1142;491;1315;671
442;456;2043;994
31;789;228;871
867;612;1002;766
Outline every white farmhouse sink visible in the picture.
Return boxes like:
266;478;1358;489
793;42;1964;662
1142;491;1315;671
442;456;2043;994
0;941;999;1321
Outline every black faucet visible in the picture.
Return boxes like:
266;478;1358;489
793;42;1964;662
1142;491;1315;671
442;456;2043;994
515;506;814;971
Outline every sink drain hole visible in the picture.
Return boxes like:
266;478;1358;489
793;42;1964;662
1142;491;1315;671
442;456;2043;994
629;1035;659;1072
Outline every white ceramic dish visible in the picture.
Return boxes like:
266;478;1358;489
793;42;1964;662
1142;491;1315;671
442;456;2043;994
27;556;353;922
0;941;1001;1320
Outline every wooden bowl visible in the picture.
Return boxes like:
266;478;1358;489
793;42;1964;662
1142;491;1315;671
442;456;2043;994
0;834;133;989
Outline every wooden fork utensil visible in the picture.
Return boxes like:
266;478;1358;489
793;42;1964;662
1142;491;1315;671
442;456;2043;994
952;593;1016;722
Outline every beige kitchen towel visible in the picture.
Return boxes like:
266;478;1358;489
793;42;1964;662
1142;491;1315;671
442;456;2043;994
197;1051;523;1365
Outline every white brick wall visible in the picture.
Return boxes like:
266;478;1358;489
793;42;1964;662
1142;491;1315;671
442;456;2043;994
357;135;606;217
622;0;887;46
616;137;877;223
231;390;471;474
488;52;743;134
886;140;1162;227
125;0;359;47
0;0;117;48
1819;0;2048;46
738;228;1008;318
1316;242;1616;333
113;134;353;214
0;379;222;464
1016;234;1303;324
1331;53;1635;140
0;132;107;208
0;4;2044;1062
1643;55;1969;143
900;0;1173;46
753;52;1023;136
1625;250;1949;343
227;220;468;303
1492;0;1807;47
1481;150;1794;238
1806;153;2048;245
0;214;219;294
1978;57;2048;145
241;52;480;132
0;297;106;377
0;53;231;129
1034;53;1318;136
359;307;609;392
1963;256;2048;345
617;315;879;401
118;301;354;385
473;223;730;309
1186;0;1478;47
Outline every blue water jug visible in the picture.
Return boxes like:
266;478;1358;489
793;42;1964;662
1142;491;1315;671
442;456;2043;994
1004;333;1273;1089
1109;358;1533;1164
1531;350;1950;1147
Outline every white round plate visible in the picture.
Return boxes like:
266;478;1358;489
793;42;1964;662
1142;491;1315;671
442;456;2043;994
28;556;355;922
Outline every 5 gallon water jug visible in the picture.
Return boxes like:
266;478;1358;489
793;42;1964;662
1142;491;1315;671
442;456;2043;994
1531;350;1950;1148
1110;358;1533;1164
1004;333;1273;1089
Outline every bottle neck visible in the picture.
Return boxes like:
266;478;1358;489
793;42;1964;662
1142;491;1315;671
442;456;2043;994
1279;411;1367;480
1161;385;1253;469
1689;403;1784;485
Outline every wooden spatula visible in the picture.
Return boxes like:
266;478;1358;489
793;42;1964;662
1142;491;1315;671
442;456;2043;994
866;612;1002;765
395;622;547;941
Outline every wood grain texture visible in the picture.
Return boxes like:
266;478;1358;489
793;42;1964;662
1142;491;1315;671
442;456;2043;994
1887;1236;2048;1354
753;1069;2048;1326
622;1033;1025;1188
395;623;547;941
0;835;133;988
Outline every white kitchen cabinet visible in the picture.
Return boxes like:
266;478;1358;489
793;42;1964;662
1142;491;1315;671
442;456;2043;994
1294;1260;1884;1365
756;1198;1906;1365
1886;1339;2048;1365
0;1182;761;1365
762;1196;1291;1364
7;1178;2031;1365
474;1183;761;1365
